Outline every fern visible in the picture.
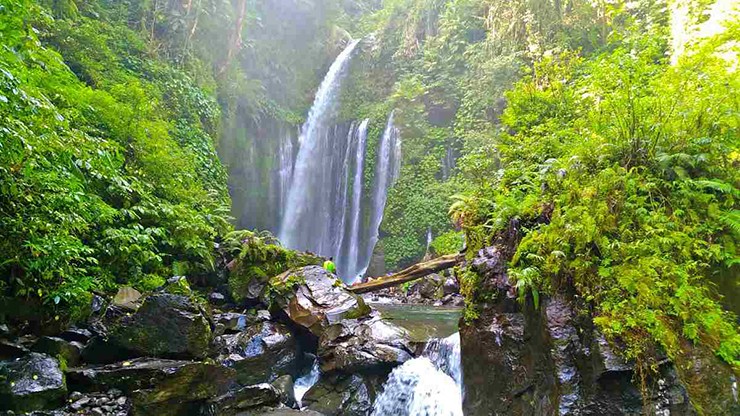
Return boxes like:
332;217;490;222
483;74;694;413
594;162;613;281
719;210;740;235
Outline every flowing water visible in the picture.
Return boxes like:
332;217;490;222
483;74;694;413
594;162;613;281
372;332;463;416
275;39;400;283
361;111;402;277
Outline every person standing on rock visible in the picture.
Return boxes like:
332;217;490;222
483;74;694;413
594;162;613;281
323;257;337;274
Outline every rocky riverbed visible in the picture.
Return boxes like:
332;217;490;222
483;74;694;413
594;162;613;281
0;266;416;415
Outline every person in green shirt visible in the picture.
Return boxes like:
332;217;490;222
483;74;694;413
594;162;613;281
323;257;337;274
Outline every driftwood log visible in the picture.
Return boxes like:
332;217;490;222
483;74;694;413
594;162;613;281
349;253;464;294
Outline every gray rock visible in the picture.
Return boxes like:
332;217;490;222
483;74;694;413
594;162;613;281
213;321;298;385
318;313;413;373
0;353;67;412
270;266;371;337
59;328;93;344
443;276;460;295
209;292;227;305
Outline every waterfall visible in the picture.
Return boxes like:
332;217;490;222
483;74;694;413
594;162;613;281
361;111;402;277
344;119;369;280
372;332;463;416
279;39;361;258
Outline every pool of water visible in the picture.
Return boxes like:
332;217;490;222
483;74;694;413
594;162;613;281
372;303;462;342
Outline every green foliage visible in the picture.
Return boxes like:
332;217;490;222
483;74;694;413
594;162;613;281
454;11;740;385
226;230;322;303
429;230;464;255
0;0;230;321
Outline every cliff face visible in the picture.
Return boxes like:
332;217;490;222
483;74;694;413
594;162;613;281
460;241;738;415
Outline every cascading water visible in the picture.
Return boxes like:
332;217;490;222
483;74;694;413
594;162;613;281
294;358;321;408
361;111;402;277
343;119;369;279
372;332;463;416
279;39;361;262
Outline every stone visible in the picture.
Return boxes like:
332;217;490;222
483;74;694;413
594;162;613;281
0;339;30;360
442;276;460;295
213;321;298;385
204;383;280;414
318;313;413;373
302;373;377;416
271;375;297;408
112;287;142;310
209;292;227;305
31;337;83;367
108;293;212;359
0;353;67;412
271;266;371;337
59;328;93;344
67;358;235;415
214;311;269;334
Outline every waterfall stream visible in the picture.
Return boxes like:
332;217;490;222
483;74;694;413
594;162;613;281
372;332;463;416
361;111;402;277
273;39;400;283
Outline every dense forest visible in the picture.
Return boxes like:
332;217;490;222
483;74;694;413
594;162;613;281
0;0;738;415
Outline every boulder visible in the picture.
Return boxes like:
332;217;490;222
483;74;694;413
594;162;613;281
270;375;297;409
108;293;212;359
59;328;93;344
271;266;371;337
302;373;377;416
112;287;142;310
203;383;280;415
318;313;413;373
246;410;325;416
414;274;443;299
0;353;67;412
209;292;227;306
442;276;460;295
213;321;298;386
32;337;83;367
459;245;719;416
67;358;236;415
215;310;270;334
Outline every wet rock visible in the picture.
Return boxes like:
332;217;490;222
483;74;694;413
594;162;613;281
108;293;212;359
214;310;270;334
112;287;142;310
270;375;297;409
459;245;709;416
318;313;413;373
0;353;67;412
31;337;83;367
271;266;371;337
209;292;227;306
213;321;298;385
246;410;326;416
67;357;235;414
59;328;93;344
442;276;460;295
203;383;280;414
414;274;443;300
302;373;377;416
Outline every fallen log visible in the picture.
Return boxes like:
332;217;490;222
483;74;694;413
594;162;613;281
349;253;464;294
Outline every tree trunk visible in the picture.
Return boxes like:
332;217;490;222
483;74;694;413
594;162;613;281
349;253;464;294
219;0;247;75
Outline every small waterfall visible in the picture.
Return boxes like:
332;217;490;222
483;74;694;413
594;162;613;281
361;111;402;277
344;119;369;280
425;228;433;253
294;358;321;408
280;39;361;255
372;333;463;416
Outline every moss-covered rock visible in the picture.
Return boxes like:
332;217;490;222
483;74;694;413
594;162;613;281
66;358;236;416
227;232;322;304
108;294;212;360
